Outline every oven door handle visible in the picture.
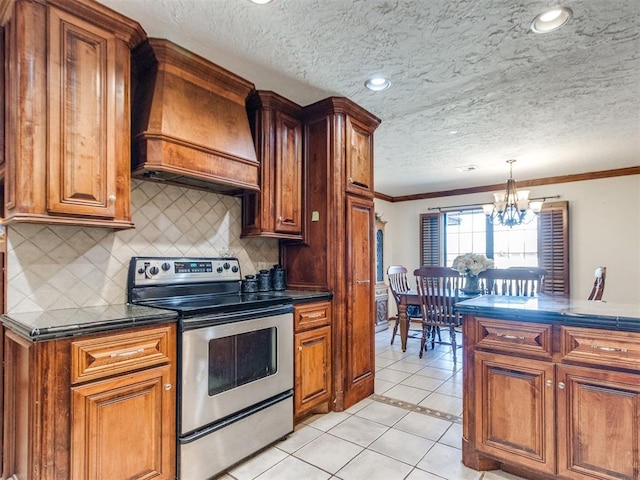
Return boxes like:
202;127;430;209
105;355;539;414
181;303;293;330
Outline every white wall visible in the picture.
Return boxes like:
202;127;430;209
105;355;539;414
376;174;640;309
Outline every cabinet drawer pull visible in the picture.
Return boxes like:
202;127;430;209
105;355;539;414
110;348;144;358
496;333;526;341
305;313;324;319
591;344;628;353
278;216;295;224
356;279;371;284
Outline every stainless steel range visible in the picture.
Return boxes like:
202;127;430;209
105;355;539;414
127;257;294;480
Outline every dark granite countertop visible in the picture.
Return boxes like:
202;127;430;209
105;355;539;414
455;295;640;332
1;304;178;342
278;290;333;304
1;291;333;342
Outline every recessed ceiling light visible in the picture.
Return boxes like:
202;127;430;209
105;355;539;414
365;76;391;91
531;7;572;33
249;0;273;4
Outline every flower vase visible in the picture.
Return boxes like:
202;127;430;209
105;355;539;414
463;274;481;295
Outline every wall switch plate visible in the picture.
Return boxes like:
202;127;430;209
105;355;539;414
311;211;320;222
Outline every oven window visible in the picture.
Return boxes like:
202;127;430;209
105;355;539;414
208;327;277;396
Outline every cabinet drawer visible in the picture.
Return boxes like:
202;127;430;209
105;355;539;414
294;301;331;332
71;325;174;384
474;317;552;359
561;326;640;371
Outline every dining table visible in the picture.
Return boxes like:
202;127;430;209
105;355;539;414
396;289;480;352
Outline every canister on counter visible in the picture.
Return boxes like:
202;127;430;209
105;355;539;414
257;269;271;292
270;265;286;291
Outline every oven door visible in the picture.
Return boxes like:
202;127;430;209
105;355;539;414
180;307;293;434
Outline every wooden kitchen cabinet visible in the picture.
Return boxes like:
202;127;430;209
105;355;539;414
0;0;145;229
345;114;375;198
244;90;304;239
464;316;640;480
294;301;331;420
474;350;556;475
282;97;380;411
2;323;176;480
344;196;376;407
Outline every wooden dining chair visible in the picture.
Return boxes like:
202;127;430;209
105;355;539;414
387;265;422;345
413;266;463;362
479;268;545;297
587;266;606;301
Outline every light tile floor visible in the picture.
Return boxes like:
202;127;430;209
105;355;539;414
216;326;527;480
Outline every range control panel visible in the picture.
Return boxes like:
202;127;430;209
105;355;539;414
130;257;241;286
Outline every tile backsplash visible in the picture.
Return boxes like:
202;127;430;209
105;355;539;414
6;179;279;313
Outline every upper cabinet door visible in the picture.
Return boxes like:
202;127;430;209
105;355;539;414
243;91;304;240
2;0;143;229
47;7;117;219
274;110;303;235
345;115;374;198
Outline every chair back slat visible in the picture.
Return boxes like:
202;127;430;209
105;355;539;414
479;268;546;297
387;265;410;305
587;266;606;301
413;266;462;327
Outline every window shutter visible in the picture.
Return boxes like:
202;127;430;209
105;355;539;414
538;201;569;295
420;213;443;266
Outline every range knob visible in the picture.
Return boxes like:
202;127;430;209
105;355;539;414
231;265;239;273
161;262;171;271
138;267;146;275
223;262;230;270
216;266;223;273
149;266;159;275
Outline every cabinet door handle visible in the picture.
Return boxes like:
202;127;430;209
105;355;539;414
558;382;566;390
496;333;526;341
108;194;116;203
110;348;144;358
545;380;553;388
591;344;628;353
164;383;172;391
356;279;371;284
348;177;369;189
298;346;303;351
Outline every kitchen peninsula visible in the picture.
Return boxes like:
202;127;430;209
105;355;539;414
457;295;640;480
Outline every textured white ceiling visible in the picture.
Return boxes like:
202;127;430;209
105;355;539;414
100;0;640;197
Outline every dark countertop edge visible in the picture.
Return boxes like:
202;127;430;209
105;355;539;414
2;311;178;342
284;290;333;304
455;302;640;333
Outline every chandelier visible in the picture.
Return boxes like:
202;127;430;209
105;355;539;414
482;160;544;228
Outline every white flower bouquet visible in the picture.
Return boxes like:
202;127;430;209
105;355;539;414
452;253;494;276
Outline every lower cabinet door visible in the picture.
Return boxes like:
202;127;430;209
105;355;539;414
295;326;331;418
557;364;640;480
71;365;175;479
474;351;556;475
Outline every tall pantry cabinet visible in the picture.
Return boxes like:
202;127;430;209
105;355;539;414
282;97;380;410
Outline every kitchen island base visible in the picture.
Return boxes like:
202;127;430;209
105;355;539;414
459;295;640;480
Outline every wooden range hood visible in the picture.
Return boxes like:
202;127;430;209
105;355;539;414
132;38;259;194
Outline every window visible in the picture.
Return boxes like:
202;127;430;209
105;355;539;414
420;201;569;294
